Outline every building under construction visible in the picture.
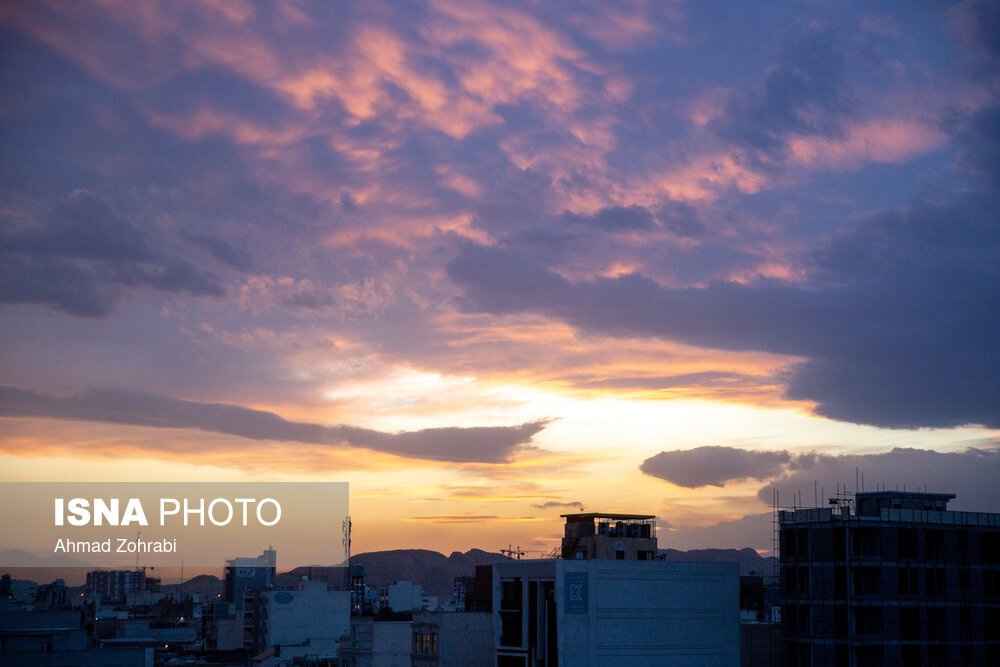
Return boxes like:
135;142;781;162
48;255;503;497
780;490;1000;666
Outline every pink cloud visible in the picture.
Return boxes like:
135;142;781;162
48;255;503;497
788;118;947;170
568;0;681;52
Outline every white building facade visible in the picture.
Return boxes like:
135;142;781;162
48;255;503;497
493;558;739;667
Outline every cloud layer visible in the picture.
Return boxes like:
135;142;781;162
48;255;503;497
640;446;792;488
1;191;226;316
642;444;1000;515
0;386;546;463
449;183;1000;428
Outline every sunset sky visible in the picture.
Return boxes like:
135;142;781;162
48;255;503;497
1;0;998;560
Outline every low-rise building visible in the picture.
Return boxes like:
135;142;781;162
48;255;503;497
249;578;350;665
492;558;739;666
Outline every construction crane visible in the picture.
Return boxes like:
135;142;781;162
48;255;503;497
500;544;526;559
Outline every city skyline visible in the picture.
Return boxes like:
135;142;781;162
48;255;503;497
1;0;998;557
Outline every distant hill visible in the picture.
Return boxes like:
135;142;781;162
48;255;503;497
6;547;774;596
165;574;223;598
350;548;510;598
274;549;510;599
658;547;775;576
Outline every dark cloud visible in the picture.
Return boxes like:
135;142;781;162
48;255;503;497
655;201;706;238
447;184;1000;428
559;205;655;231
953;105;1000;189
0;386;548;464
531;501;584;510
651;446;1000;549
756;446;1000;513
640;446;792;488
178;230;255;272
710;28;847;160
339;192;359;213
0;191;224;316
948;0;1000;78
558;202;706;238
641;444;1000;510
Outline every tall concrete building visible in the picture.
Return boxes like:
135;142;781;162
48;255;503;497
224;548;277;652
85;569;159;604
224;548;277;609
780;490;1000;666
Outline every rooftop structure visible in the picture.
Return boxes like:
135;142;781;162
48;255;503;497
560;512;657;561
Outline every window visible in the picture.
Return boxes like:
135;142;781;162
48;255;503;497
855;646;883;667
414;630;437;654
499;578;523;648
784;566;809;596
927;608;946;641
833;528;846;559
784;567;797;595
797;605;811;636
797;529;809;557
852;528;880;557
498;657;527;667
853;567;880;596
786;604;798;634
984;532;1000;562
783;530;797;558
900;607;920;640
899;566;920;596
834;606;848;639
834;566;847;598
925;530;944;560
985;569;1000;598
797;567;809;597
988;609;1000;640
926;568;946;597
898;529;918;559
853;607;883;635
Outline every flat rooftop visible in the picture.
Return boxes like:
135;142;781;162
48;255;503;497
561;512;655;520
